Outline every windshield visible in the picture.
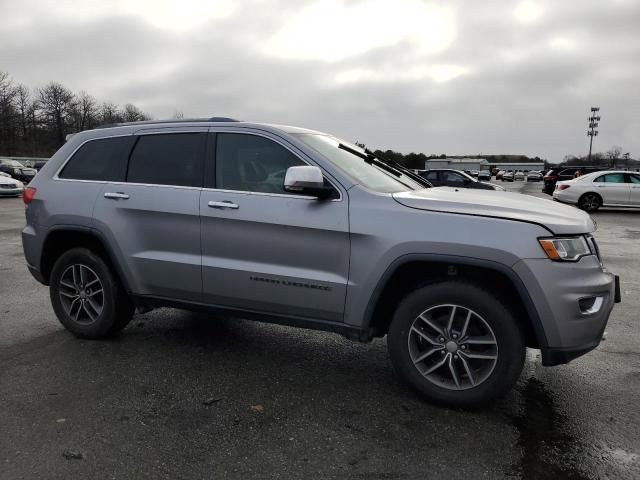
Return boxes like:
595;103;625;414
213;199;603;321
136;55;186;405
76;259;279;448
0;159;25;167
294;134;424;193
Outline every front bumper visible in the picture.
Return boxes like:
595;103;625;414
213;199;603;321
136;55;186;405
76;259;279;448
513;257;619;366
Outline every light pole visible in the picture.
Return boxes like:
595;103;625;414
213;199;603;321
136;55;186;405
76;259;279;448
587;107;600;163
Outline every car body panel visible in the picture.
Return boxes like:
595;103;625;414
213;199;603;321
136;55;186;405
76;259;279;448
393;187;594;234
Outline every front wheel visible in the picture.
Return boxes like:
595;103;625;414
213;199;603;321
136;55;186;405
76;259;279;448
387;282;525;409
50;248;134;338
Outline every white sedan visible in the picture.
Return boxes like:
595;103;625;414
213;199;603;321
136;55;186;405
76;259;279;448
553;170;640;211
0;173;24;197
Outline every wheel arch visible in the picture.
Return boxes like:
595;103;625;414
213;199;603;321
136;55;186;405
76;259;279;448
363;254;548;349
40;226;132;293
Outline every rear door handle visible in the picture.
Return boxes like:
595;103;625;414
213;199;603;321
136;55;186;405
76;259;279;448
104;192;129;200
208;200;239;209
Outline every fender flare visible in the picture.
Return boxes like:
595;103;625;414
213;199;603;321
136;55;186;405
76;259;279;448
362;253;549;348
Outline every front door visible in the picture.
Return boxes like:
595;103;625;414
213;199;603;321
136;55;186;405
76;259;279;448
200;131;350;322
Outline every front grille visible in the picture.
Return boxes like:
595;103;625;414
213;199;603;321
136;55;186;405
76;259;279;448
0;184;17;189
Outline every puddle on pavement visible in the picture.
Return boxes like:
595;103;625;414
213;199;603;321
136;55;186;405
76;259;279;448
510;377;634;479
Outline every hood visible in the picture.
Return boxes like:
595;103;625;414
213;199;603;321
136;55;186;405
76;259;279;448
393;187;594;235
0;176;20;186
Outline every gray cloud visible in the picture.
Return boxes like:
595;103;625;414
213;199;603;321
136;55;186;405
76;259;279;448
1;0;638;161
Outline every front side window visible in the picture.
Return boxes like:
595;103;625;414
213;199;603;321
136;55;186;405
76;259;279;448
424;171;439;181
215;133;305;194
443;171;467;186
127;133;205;187
594;173;625;183
60;136;133;181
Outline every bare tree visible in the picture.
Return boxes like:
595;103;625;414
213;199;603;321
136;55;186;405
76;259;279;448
122;103;148;122
38;82;75;146
15;84;31;138
606;146;622;161
100;102;123;124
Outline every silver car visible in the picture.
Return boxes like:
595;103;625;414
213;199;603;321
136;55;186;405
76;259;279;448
22;118;620;408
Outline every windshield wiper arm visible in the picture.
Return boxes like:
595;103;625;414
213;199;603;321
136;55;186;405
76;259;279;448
363;148;433;188
338;143;402;177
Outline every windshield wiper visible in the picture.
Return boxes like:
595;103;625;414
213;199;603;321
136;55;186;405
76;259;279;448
338;143;402;177
363;147;433;188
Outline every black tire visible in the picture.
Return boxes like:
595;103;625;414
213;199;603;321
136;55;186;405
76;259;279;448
50;248;134;338
578;192;602;212
387;281;525;409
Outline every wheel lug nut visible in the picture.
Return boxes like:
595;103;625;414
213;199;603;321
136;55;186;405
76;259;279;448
453;355;458;359
452;334;458;339
440;350;445;355
439;337;445;342
461;345;467;350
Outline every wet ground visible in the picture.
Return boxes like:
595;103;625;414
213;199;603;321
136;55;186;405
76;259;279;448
1;182;639;479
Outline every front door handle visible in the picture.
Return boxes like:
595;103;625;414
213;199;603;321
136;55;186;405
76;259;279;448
104;192;130;200
208;200;239;209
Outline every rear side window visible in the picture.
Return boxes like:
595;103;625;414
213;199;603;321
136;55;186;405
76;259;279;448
127;133;205;187
594;173;625;183
59;136;133;181
629;174;640;184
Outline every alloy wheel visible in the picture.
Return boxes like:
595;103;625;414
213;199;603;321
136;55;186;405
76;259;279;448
407;304;498;390
58;264;104;324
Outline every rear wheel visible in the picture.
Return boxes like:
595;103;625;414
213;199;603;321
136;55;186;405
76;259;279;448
50;248;134;338
578;192;602;212
387;281;525;409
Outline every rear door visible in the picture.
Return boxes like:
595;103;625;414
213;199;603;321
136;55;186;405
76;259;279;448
93;128;206;301
593;173;631;205
628;173;640;205
200;130;350;322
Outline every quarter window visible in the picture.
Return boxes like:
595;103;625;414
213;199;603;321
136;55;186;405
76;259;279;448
127;133;205;187
59;136;134;181
215;133;305;194
628;174;640;184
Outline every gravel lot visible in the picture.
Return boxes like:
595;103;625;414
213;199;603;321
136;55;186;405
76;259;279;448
1;182;639;479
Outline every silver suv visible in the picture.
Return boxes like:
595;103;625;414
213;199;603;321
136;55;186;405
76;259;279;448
21;118;620;408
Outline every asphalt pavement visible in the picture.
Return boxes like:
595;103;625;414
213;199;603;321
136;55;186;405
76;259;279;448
1;182;639;479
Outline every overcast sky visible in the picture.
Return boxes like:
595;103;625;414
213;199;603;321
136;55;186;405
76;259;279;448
1;0;639;161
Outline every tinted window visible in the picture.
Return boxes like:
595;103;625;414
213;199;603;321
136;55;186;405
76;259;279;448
60;137;133;181
424;171;438;181
443;171;467;185
594;173;625;183
127;133;204;187
629;174;640;184
216;133;305;194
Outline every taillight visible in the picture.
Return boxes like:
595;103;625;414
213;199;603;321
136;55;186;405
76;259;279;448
558;184;571;191
23;186;37;204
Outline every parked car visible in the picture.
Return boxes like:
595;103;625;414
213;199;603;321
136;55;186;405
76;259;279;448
22;118;620;409
477;170;491;181
495;170;505;180
553;170;640;211
502;171;514;182
0;174;24;196
22;158;48;171
514;171;525;181
0;159;37;183
543;166;605;195
470;170;480;178
418;169;504;191
526;171;542;182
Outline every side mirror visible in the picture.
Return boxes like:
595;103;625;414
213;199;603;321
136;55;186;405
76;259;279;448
284;166;334;200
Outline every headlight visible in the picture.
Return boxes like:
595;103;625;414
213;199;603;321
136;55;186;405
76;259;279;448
16;181;24;189
14;168;21;174
539;237;591;261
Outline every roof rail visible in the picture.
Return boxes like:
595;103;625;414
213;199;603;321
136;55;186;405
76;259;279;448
92;117;242;130
208;117;240;122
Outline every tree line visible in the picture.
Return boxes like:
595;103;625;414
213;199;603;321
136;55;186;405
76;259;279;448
0;71;150;157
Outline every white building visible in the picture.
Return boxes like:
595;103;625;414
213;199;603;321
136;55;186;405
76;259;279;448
425;158;489;171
